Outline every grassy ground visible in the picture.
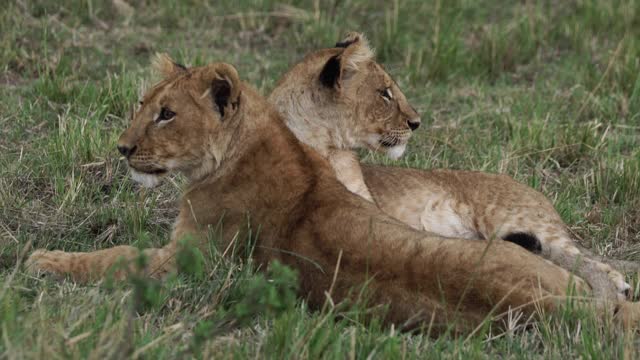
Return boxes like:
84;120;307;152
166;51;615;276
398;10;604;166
1;0;640;358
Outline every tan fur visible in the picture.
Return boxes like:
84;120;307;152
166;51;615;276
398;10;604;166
267;33;633;303
269;34;420;193
25;57;640;331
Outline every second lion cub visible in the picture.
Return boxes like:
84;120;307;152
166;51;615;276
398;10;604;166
268;32;632;302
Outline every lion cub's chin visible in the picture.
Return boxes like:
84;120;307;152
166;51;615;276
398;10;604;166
386;144;407;160
130;169;163;188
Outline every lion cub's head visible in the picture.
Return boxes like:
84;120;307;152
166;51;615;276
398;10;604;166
269;32;420;159
117;55;242;187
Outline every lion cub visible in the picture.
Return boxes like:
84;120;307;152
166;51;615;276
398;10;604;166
27;58;625;332
268;32;632;302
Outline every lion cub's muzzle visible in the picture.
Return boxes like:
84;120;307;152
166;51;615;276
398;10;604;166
380;116;420;147
378;116;419;160
116;142;167;190
117;138;166;174
380;129;412;148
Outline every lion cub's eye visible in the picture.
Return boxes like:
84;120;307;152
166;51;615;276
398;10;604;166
157;107;176;123
379;88;393;102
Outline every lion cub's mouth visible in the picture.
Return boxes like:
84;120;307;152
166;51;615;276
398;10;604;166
127;162;168;175
380;138;400;147
140;168;167;175
128;167;167;188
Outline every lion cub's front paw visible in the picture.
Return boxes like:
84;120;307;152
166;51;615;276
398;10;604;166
594;262;632;301
25;249;70;280
607;268;632;301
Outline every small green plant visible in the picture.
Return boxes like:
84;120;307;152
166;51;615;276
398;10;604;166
231;260;299;322
129;251;167;313
176;236;206;281
190;261;299;353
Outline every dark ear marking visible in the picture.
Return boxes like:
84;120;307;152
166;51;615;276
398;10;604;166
319;55;341;88
211;79;231;118
336;38;359;48
336;32;363;48
174;62;187;71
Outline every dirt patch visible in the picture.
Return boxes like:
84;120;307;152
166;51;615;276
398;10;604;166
0;71;23;87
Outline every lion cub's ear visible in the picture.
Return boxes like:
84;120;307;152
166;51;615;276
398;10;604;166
200;63;242;120
320;32;374;90
152;53;187;78
335;31;364;48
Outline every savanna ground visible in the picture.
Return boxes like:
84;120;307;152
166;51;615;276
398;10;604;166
1;0;640;358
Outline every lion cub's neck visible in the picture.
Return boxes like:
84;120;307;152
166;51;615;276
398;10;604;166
269;78;373;201
181;102;332;244
186;87;322;203
269;90;358;157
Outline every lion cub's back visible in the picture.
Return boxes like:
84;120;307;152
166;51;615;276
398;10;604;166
361;165;562;237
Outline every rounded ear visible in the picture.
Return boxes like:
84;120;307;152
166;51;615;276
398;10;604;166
152;53;187;78
320;32;374;90
200;63;242;119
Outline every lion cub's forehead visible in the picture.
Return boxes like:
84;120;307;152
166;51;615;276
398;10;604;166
140;79;173;103
141;76;195;105
366;62;393;87
375;63;405;90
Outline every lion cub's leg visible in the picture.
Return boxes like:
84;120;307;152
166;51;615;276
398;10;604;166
492;221;630;302
25;243;177;282
542;233;629;302
413;192;630;301
327;149;374;202
25;216;206;282
345;217;601;328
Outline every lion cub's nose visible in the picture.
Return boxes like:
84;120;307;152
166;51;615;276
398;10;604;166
407;118;421;131
117;144;137;158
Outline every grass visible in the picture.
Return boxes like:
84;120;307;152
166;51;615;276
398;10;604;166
1;0;640;358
